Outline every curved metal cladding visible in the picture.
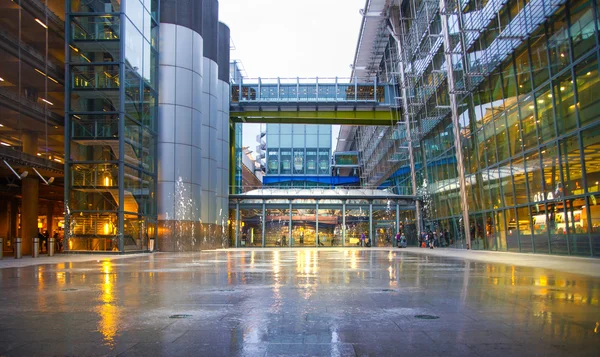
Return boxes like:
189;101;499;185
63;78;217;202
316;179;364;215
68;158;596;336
158;0;205;251
200;0;220;247
216;22;230;247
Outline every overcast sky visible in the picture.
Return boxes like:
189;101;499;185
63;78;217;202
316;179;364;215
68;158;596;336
219;0;366;153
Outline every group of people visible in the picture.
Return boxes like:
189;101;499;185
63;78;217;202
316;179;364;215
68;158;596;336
418;229;450;249
36;230;63;253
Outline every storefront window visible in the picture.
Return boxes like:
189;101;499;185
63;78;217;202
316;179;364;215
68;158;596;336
553;70;578;134
239;207;263;247
506;208;519;251
565;197;590;256
526;151;544;204
265;206;289;246
559;134;583;197
517;206;533;252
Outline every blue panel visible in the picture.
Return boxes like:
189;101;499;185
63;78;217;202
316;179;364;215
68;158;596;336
262;175;360;186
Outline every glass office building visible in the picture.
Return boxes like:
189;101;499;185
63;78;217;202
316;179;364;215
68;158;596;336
345;0;600;256
264;124;332;187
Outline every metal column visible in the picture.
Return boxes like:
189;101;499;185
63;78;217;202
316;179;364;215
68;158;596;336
440;0;471;248
396;203;400;235
342;201;346;247
262;201;266;247
117;12;126;253
288;201;293;247
315;201;319;247
235;202;240;248
369;202;373;247
388;16;422;239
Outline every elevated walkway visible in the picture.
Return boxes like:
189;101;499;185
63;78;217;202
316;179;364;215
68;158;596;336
230;77;400;125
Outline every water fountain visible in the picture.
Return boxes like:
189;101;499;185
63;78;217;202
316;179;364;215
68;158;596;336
174;176;194;251
417;177;433;232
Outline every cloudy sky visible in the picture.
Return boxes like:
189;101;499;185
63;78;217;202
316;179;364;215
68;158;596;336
219;0;366;152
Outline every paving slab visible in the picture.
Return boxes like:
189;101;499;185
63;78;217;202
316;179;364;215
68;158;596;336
0;249;598;356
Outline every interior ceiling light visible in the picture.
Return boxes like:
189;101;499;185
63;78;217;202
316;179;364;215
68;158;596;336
0;142;10;146
41;98;53;105
35;19;48;29
34;69;58;83
0;77;4;81
0;124;3;127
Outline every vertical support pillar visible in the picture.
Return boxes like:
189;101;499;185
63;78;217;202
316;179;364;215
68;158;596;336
277;77;280;101
21;131;38;256
288;201;293;247
262;201;266;247
46;202;54;242
117;14;126;253
369;202;373;247
315;77;319;101
342;201;346;247
440;0;471;248
315;200;319;247
235;202;240;248
373;77;377;102
257;77;261;101
296;77;299;101
392;30;422;239
354;77;358;101
396;202;400;235
335;77;339;101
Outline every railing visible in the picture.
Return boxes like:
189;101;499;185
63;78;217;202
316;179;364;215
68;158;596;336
231;77;394;104
71;16;120;41
230;185;416;196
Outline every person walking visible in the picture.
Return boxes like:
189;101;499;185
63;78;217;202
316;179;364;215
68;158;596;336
395;231;401;248
400;232;407;248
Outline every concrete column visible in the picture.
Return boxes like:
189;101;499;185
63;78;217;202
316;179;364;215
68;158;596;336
21;131;39;255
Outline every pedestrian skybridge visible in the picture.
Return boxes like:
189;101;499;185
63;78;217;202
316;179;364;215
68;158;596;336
230;77;399;125
229;188;417;248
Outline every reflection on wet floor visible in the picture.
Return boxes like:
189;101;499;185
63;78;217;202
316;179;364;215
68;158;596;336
0;250;599;356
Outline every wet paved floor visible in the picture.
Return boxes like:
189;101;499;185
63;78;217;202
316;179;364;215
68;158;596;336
0;249;599;356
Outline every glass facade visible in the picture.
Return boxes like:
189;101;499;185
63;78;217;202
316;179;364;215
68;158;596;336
230;191;415;248
65;0;158;252
399;0;600;256
264;124;332;187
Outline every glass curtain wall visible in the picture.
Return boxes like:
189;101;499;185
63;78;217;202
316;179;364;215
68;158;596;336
66;0;158;252
265;124;331;187
232;199;413;247
265;204;289;246
425;0;600;256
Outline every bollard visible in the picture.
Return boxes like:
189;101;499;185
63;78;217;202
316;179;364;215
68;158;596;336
48;237;55;257
15;238;22;259
0;237;3;260
32;237;39;258
149;238;154;252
